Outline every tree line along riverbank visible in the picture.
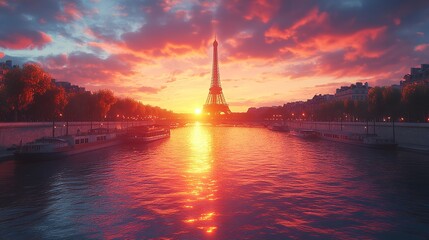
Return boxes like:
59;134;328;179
0;63;173;122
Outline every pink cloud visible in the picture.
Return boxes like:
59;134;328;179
265;8;328;43
160;0;180;12
394;18;401;25
55;2;83;22
139;86;167;94
274;23;388;61
0;31;52;50
121;2;213;57
43;53;68;68
244;0;280;23
122;18;210;56
414;43;429;52
39;52;142;85
265;7;388;61
0;52;4;58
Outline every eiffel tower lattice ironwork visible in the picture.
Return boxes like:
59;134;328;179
203;38;231;115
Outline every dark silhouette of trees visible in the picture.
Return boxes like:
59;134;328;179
0;89;8;121
28;86;67;121
64;91;92;121
1;64;173;122
277;84;429;123
383;87;401;119
108;98;139;120
402;83;429;122
368;87;385;121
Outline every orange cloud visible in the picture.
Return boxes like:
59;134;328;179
139;86;167;94
277;26;387;60
265;7;387;61
265;8;328;43
313;27;387;60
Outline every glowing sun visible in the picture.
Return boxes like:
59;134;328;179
194;108;202;115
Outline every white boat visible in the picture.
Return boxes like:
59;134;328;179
290;129;319;139
15;128;122;160
125;125;170;143
319;131;396;149
267;123;290;132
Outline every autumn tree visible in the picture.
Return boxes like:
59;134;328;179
92;90;116;121
368;87;385;121
3;63;51;121
28;86;68;121
64;91;93;121
108;97;139;120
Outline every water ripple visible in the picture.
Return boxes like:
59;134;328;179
1;126;429;239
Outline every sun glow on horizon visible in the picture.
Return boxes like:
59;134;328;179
194;108;202;115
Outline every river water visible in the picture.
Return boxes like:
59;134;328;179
1;124;429;239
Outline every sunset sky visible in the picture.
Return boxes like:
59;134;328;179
1;0;429;113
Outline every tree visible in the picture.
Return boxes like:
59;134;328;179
382;86;401;120
28;86;68;121
0;87;9;121
368;87;385;121
3;63;51;121
64;91;93;121
92;90;116;121
354;100;369;121
402;84;429;122
108;98;139;120
343;99;356;121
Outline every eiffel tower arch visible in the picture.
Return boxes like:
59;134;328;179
203;38;231;115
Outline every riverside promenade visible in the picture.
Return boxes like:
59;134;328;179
286;121;429;152
0;121;153;159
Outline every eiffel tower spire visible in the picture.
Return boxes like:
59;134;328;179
203;38;231;115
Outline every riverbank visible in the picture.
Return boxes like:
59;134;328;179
285;121;429;153
0;121;154;150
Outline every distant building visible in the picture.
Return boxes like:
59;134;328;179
308;94;335;104
391;84;401;90
247;106;284;121
5;60;12;69
0;60;12;82
335;82;369;101
52;79;86;93
400;64;429;86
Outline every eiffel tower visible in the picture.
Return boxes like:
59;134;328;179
203;37;231;115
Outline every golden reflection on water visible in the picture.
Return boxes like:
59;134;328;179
183;123;218;234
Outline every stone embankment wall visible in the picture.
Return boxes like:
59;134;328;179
286;121;429;151
0;121;151;149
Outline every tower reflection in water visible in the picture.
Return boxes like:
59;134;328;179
183;123;218;234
